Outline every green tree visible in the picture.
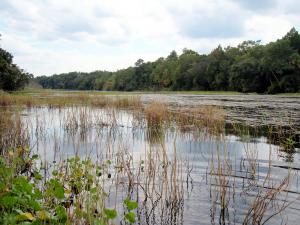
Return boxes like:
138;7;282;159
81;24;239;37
34;29;300;94
0;36;31;91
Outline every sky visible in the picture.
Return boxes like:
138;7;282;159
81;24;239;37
0;0;300;76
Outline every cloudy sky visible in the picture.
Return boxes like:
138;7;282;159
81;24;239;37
0;0;299;76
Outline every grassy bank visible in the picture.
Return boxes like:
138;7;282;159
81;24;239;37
6;88;244;96
5;88;300;97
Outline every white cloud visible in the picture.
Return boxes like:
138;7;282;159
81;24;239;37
244;16;293;43
0;0;299;76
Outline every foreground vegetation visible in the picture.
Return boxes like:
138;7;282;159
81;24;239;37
36;28;300;94
0;152;139;224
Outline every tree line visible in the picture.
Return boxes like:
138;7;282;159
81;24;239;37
34;29;300;93
0;35;31;91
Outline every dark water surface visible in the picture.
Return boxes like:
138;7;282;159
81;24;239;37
142;94;300;128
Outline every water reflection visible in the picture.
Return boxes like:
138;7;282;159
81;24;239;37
20;106;300;224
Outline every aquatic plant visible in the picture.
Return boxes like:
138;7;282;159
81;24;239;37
0;151;140;224
144;101;169;129
0;91;299;224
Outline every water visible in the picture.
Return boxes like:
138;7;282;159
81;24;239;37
142;94;300;128
20;105;300;225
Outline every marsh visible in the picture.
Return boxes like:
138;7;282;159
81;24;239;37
1;91;299;224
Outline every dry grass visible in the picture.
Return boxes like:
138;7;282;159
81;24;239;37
1;92;226;137
208;145;234;223
173;105;225;134
206;127;298;225
243;174;292;225
0;95;36;107
0;93;142;110
0;110;29;155
144;102;169;129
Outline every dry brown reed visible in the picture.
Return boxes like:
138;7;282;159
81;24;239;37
270;123;298;153
0;110;29;155
0;93;142;110
243;174;292;225
0;94;36;107
144;101;169;129
208;144;234;224
173;105;225;134
207;128;295;225
111;132;184;224
241;139;294;225
91;95;142;110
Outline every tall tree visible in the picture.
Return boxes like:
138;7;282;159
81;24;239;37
0;35;31;91
35;29;300;94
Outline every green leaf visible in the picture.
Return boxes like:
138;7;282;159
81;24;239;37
0;156;5;165
13;176;33;194
34;188;43;199
93;219;106;225
90;187;97;194
29;199;41;211
124;199;138;210
125;212;136;223
31;154;39;160
52;170;58;176
33;171;42;180
0;195;17;209
37;210;50;221
47;179;64;200
56;206;67;222
104;208;117;220
17;212;35;222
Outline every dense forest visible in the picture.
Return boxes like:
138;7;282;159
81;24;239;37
29;29;300;93
35;28;300;93
0;35;31;91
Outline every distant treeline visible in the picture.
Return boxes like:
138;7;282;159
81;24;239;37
36;28;300;94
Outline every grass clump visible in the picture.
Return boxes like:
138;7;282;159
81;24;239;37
0;111;29;155
172;106;225;134
144;101;169;129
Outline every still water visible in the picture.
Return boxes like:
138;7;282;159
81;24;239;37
21;106;300;224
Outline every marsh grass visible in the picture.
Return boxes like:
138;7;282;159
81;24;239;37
228;121;299;161
242;157;294;225
0;111;29;155
0;92;142;110
173;106;225;134
271;124;298;153
0;91;298;225
208;143;235;224
144;101;169;129
207;127;296;225
1;92;226;137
